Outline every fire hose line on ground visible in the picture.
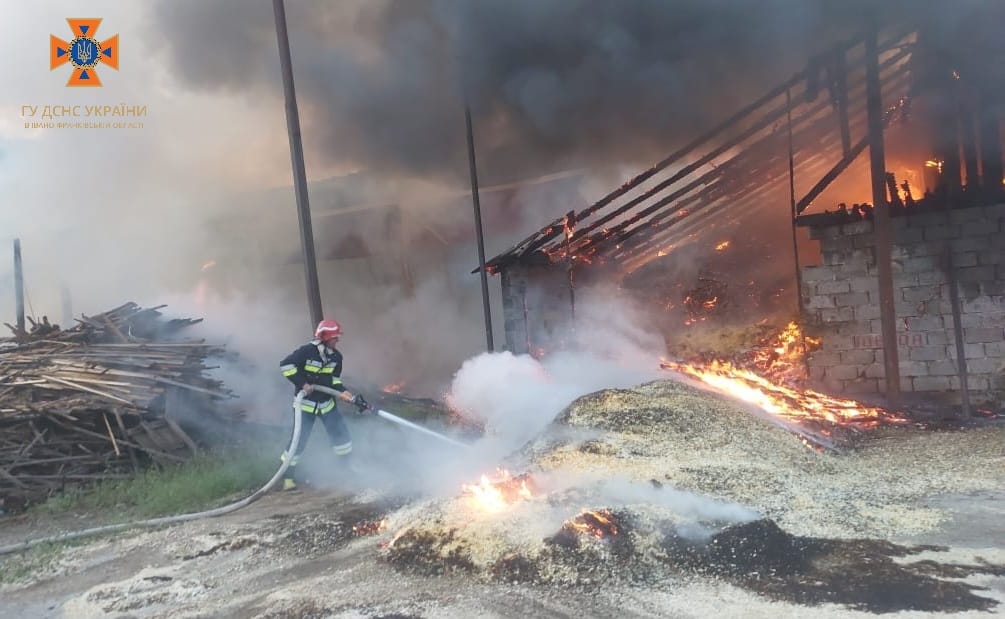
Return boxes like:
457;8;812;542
0;389;468;556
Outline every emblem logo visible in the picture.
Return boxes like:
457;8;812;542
50;18;119;87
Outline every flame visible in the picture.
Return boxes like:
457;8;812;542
663;359;902;428
352;518;387;536
661;322;903;433
564;510;619;538
714;240;730;251
462;469;535;512
751;321;821;383
563;221;574;240
382;381;406;394
702;296;718;310
383;527;409;549
661;323;900;428
925;159;944;173
201;260;217;271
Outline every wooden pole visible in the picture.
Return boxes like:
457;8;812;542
787;88;805;321
944;250;971;418
273;0;324;327
13;239;24;335
866;25;901;406
465;104;494;352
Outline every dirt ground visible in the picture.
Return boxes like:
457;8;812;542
1;380;1004;618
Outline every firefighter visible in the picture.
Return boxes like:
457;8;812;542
278;318;371;490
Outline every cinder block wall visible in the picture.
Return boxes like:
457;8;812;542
500;262;574;355
801;203;1005;405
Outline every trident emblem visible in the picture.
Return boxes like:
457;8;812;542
50;18;119;87
75;39;94;65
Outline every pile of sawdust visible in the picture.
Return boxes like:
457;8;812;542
530;379;1004;539
63;566;213;617
378;378;1004;589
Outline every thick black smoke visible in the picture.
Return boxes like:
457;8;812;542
149;0;983;183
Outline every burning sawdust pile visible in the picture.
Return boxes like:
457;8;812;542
531;379;1002;538
376;378;1004;598
661;320;907;449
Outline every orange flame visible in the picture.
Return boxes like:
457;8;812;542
714;240;730;251
751;321;821;383
462;469;535;512
662;359;900;428
352;519;387;536
564;510;619;538
382;381;406;394
661;322;903;432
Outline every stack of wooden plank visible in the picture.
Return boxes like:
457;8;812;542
0;303;237;502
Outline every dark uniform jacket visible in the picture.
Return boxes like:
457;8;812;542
280;340;346;414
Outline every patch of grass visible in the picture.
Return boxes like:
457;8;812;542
35;443;278;521
1;444;276;585
0;538;90;585
0;542;64;584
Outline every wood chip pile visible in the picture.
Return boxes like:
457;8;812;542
0;303;237;503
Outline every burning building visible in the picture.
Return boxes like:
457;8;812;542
481;17;1005;411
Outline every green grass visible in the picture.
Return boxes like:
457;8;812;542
35;443;277;521
0;443;278;585
0;539;89;585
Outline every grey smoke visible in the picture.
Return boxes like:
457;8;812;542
149;0;948;182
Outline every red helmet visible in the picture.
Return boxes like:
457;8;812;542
314;319;342;341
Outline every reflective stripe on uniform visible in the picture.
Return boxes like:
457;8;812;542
300;399;336;414
280;452;300;466
280;364;297;377
304;360;336;374
331;378;343;386
332;441;352;455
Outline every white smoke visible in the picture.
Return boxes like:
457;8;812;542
448;288;664;458
594;478;761;524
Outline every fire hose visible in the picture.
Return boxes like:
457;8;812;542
0;388;468;555
311;385;470;450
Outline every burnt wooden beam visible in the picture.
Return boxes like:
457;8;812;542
612;126;845;261
562;45;913;257
866;23;902;406
944;250;971;418
611;140;841;267
592;90;881;258
794;66;913;213
578;97;855;256
548;30;911;252
616;151;836;267
979;106;1003;198
609;80;892;265
835;52;852;157
959;103;980;192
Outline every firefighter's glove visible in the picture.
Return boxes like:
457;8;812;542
351;394;371;413
301;383;314;395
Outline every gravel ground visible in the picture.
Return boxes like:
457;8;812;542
1;377;1003;617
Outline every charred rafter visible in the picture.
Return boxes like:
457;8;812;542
481;26;916;275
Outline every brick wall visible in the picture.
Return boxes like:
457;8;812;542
801;203;1005;406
